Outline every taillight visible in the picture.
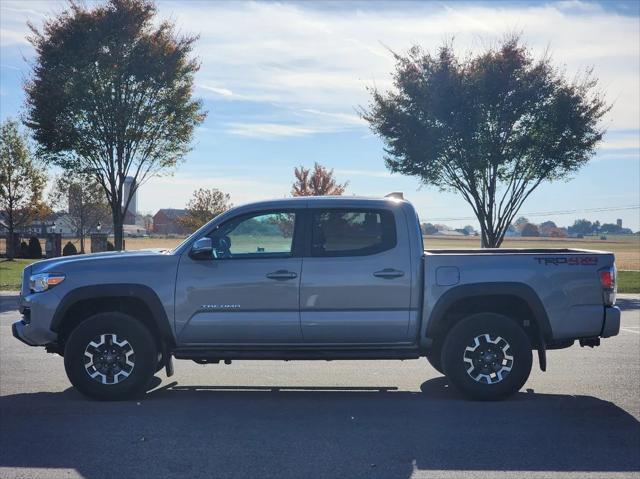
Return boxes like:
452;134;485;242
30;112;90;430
599;269;614;289
598;265;617;306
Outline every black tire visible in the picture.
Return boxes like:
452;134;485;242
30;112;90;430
155;352;165;373
425;343;444;375
442;313;532;401
64;312;158;400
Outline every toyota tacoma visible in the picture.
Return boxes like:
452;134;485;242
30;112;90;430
13;194;620;400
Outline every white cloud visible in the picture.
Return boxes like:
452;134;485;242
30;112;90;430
196;83;234;98
600;135;640;151
224;108;367;138
0;63;21;71
0;0;60;45
0;28;28;46
2;0;639;134
225;122;318;138
164;1;639;132
301;109;366;127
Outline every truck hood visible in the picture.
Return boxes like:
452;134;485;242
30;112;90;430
30;249;172;274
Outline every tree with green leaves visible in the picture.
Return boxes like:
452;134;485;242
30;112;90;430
0;119;47;260
49;173;111;254
520;223;540;237
363;36;610;247
179;188;232;231
568;218;597;236
25;0;206;250
292;163;348;196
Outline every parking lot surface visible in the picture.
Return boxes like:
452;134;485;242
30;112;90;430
1;294;638;479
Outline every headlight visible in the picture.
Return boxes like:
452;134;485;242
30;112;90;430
29;273;66;293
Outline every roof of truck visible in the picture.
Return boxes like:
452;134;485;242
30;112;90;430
235;195;408;208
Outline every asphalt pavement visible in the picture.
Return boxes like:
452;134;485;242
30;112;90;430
0;294;638;479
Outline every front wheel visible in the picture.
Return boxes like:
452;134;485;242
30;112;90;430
442;313;532;401
64;312;158;400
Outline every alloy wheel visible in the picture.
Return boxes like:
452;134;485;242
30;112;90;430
84;333;135;385
462;333;513;384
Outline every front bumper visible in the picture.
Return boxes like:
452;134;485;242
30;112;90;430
12;320;38;346
13;291;60;346
601;306;621;338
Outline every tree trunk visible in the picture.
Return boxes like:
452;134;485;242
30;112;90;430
79;217;85;254
6;225;15;260
480;226;489;248
468;194;510;249
479;222;504;248
112;208;124;251
486;230;498;248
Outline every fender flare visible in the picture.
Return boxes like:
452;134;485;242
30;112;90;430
424;282;552;341
51;284;175;346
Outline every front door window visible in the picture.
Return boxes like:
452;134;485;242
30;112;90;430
210;212;296;259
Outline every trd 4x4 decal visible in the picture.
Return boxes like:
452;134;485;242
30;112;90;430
533;256;598;266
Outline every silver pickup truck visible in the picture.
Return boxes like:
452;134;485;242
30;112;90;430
13;195;620;401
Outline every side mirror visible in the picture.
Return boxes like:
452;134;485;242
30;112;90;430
190;237;213;260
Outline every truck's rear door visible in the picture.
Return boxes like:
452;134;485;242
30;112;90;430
299;206;412;343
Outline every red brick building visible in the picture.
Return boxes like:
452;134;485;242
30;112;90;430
152;209;189;235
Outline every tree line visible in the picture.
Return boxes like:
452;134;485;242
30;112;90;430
2;0;609;257
0;132;349;256
421;217;636;239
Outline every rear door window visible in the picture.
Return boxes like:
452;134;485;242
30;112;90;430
310;209;396;257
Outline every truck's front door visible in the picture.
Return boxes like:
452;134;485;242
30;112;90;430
299;207;412;344
175;210;303;345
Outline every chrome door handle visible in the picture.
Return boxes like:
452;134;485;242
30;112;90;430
373;268;405;279
266;270;298;281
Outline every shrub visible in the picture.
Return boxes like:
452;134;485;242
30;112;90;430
549;227;568;238
107;241;114;251
520;223;540;237
19;241;29;258
28;237;43;259
63;242;78;256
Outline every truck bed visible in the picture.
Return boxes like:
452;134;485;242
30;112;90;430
422;248;615;341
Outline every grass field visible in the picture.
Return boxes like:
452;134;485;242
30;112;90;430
1;234;638;292
0;259;31;291
618;271;640;294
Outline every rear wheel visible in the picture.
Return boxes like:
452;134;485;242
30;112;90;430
64;312;157;400
442;313;532;401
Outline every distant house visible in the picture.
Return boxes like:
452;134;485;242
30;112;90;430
153;209;189;235
0;212;77;237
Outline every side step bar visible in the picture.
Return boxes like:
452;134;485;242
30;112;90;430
173;348;423;361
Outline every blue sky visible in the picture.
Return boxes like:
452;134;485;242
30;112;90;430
1;0;639;230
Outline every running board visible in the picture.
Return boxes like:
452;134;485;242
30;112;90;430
173;348;422;361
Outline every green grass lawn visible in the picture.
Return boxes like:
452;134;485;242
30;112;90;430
618;270;640;294
0;259;33;291
1;257;638;294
